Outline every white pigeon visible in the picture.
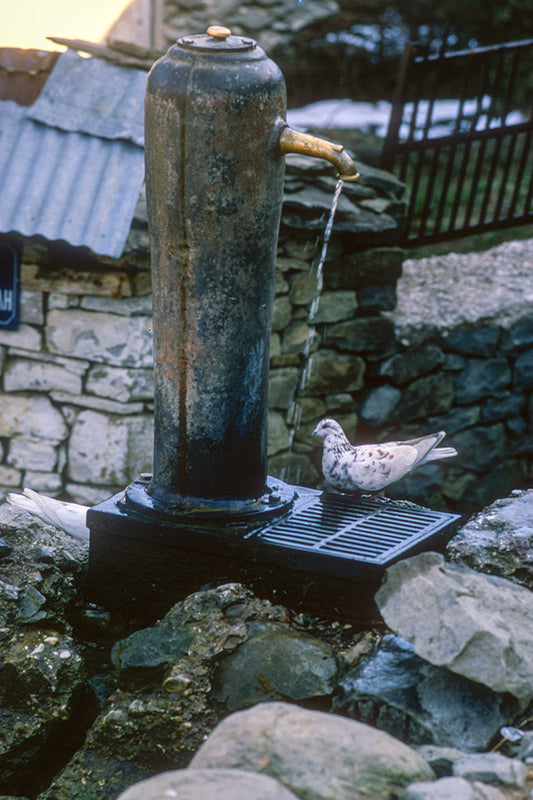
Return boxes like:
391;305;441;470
311;418;457;494
6;488;90;541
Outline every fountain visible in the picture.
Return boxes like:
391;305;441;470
88;26;459;624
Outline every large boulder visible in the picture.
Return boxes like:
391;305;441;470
190;701;434;800
375;552;533;710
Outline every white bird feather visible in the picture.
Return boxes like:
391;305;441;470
311;418;457;494
6;488;90;541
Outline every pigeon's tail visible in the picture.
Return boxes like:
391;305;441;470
6;488;52;521
422;445;458;463
6;488;90;541
402;431;457;467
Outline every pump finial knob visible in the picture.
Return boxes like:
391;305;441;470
207;25;232;39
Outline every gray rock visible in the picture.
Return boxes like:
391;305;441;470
480;392;526;423
111;626;194;689
212;621;337;710
428;405;481;434
447;424;507;472
359;384;401;426
502;316;533;351
326;247;403;290
414;745;469;777
325;316;396;354
298;349;365;394
454;358;511;404
0;394;68;441
395;373;455;421
447;490;533;589
191;701;435;800
401;776;506;800
46;309;153;367
269;368;300;410
117;769;301;800
333;634;510;752
356;283;397;312
376;552;533;709
513;350;533;389
442;326;501;356
453;753;527;789
379;346;446;386
68;409;153;486
310;291;357;324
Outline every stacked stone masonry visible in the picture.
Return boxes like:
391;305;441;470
0;158;531;514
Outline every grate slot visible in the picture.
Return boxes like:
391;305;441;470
256;493;459;566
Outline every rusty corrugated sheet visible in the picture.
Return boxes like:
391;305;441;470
0;48;59;106
0;51;146;258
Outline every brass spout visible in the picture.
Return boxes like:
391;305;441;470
278;125;359;181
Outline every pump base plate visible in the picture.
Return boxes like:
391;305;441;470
87;482;460;626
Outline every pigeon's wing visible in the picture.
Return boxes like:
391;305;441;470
347;443;420;491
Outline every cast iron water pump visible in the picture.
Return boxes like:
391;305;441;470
128;24;358;519
87;27;459;623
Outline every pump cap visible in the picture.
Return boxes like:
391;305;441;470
207;25;232;39
177;29;256;52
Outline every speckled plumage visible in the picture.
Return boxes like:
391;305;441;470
311;418;457;494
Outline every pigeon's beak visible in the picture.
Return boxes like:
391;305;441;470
311;426;319;437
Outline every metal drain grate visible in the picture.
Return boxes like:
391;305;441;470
255;492;460;566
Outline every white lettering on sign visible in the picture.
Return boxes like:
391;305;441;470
0;290;13;311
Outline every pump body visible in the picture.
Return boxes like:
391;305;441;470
144;32;287;510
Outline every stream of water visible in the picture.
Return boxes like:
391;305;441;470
285;177;345;468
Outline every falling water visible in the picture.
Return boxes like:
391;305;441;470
285;177;345;466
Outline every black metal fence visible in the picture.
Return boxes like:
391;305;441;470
380;38;533;246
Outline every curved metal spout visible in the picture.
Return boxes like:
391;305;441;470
278;125;359;181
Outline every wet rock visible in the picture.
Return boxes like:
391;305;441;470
191;701;435;800
333;634;510;752
43;585;291;798
402;776;506;799
453;753;527;789
212;621;337;710
376;552;533;709
111;626;193;689
117;768;301;800
0;629;86;795
454;358;511;404
447;489;533;589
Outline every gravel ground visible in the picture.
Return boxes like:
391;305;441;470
390;238;533;345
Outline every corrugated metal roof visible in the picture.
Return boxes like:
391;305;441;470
0;51;146;258
28;50;146;146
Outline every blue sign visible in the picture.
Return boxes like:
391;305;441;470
0;243;20;330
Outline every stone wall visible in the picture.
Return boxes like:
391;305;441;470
0;157;531;515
